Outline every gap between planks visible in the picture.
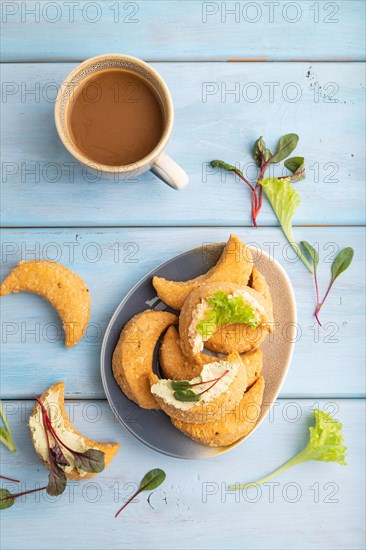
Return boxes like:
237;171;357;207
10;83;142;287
1;59;365;64
2;397;365;402
1;224;364;230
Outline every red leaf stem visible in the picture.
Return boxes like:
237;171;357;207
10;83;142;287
1;486;48;502
0;475;20;483
197;370;229;396
233;170;255;192
182;371;230;388
314;277;336;326
115;478;156;518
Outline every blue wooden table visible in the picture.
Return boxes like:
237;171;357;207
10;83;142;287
1;2;365;548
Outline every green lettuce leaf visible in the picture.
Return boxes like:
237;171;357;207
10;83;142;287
196;291;259;338
259;177;313;273
229;409;347;490
0;400;16;452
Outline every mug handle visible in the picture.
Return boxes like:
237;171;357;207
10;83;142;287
150;152;189;190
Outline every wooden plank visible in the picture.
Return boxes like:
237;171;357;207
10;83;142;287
1;62;365;227
0;398;364;550
1;1;365;62
0;227;364;400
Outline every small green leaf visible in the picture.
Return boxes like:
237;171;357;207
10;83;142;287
140;469;166;492
253;137;272;167
210;160;241;175
46;465;67;497
271;134;299;164
174;389;201;402
73;449;105;473
285;156;304;173
171;380;191;390
300;241;319;270
284;156;306;182
331;248;354;281
0;489;15;510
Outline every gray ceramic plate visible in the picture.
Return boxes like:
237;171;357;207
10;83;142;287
101;243;296;459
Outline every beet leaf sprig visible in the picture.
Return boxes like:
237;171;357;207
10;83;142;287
211;133;304;228
172;370;229;402
115;468;166;518
300;242;354;326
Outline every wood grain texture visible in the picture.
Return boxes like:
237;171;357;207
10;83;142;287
1;1;365;62
2;62;365;227
0;398;364;550
1;4;365;547
0;227;364;400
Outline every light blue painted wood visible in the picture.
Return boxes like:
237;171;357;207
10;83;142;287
0;398;364;550
1;4;365;547
1;62;365;227
1;1;365;62
0;227;364;400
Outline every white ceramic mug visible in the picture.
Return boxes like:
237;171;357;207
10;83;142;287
55;54;188;190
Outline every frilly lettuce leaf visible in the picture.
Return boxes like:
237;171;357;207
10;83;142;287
259;177;313;273
229;409;347;490
305;409;347;464
196;291;259;338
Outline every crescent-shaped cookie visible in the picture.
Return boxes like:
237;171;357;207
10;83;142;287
112;310;178;409
0;260;90;348
179;282;272;363
150;352;247;424
205;268;274;354
172;376;265;447
29;382;120;480
160;325;262;387
152;234;253;310
159;325;213;380
250;267;274;324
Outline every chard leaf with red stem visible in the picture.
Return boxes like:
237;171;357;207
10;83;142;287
331;248;354;280
0;485;49;511
0;474;20;483
35;396;68;496
300;241;319;270
173;369;229;402
47;464;67;497
300;241;321;324
253;137;272;166
174;390;200;402
73;449;105;473
284;157;306;182
314;247;354;324
210;133;302;229
50;441;70;467
271;134;299;164
115;468;166;518
0;489;15;510
211;160;240;174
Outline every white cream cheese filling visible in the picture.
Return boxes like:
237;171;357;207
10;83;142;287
29;389;95;478
151;360;238;411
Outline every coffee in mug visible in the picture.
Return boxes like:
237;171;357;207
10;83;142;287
55;54;188;190
68;70;165;166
